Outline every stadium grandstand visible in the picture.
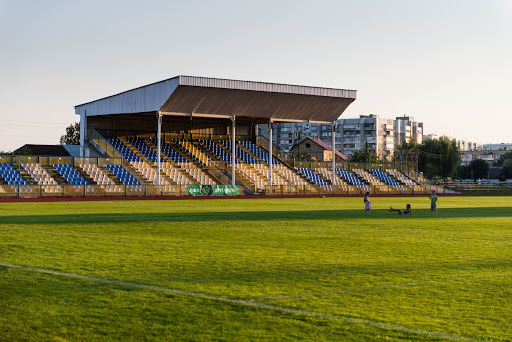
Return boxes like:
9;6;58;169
0;76;434;197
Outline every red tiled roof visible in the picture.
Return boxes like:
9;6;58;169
294;136;348;161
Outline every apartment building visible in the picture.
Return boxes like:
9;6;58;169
479;143;512;151
395;116;423;146
258;114;423;159
461;150;509;165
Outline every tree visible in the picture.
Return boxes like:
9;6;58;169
468;159;489;179
494;151;512;167
12;147;32;155
457;165;471;179
396;137;461;178
501;160;512;179
60;122;80;145
0;147;32;155
349;148;380;163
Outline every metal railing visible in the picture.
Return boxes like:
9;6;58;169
256;135;295;167
265;184;442;196
0;184;246;198
88;127;124;159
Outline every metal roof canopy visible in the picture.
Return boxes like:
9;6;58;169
75;76;357;124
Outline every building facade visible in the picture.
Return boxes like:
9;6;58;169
478;143;512;151
258;114;423;160
461;150;510;165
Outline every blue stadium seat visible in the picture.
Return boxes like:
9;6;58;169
200;140;240;164
104;164;141;185
53;164;89;185
105;137;142;163
369;169;400;186
335;169;366;186
297;167;329;185
0;163;28;185
239;141;279;165
126;137;166;163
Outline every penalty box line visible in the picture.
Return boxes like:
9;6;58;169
0;262;480;342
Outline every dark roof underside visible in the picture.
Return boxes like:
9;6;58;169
161;86;355;123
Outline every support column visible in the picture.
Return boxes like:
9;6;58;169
80;111;87;157
332;122;336;193
268;121;273;188
157;112;162;186
231;116;236;186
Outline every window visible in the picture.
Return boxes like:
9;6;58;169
305;143;311;148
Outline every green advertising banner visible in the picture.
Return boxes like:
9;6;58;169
187;185;240;196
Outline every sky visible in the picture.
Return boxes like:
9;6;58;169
0;0;511;151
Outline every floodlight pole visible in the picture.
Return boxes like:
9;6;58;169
332;122;336;194
157;111;162;186
269;121;273;189
231;116;236;186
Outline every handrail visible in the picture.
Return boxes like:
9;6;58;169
256;135;295;167
294;160;400;170
404;163;431;183
17;156;38;184
87;127;124;160
234;163;257;184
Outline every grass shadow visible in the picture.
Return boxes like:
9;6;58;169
1;207;511;225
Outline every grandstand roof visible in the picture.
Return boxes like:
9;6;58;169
75;76;356;124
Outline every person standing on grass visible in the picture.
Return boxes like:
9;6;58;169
364;192;371;215
429;190;438;214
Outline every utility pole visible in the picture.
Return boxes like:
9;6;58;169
296;129;302;160
365;141;369;163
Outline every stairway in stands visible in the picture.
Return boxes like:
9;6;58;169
238;141;315;189
197;139;263;192
314;168;347;186
118;137;174;186
149;138;218;185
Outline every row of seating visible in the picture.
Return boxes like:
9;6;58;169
127;137;165;163
297;167;329;186
369;169;401;186
23;163;58;186
106;137;142;162
53;164;89;185
386;169;417;186
353;169;384;186
159;162;194;185
239;141;279;165
176;140;210;166
200;140;240;164
171;140;206;166
315;168;347;186
104;164;141;185
148;139;189;164
0;163;29;185
336;169;366;186
79;163;117;186
219;140;260;164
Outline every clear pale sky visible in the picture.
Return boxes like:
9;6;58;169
1;0;511;151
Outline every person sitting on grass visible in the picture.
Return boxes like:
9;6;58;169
389;204;412;215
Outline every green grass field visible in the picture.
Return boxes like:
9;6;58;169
1;196;512;341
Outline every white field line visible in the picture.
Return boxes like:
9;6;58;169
259;274;512;300
0;262;482;342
